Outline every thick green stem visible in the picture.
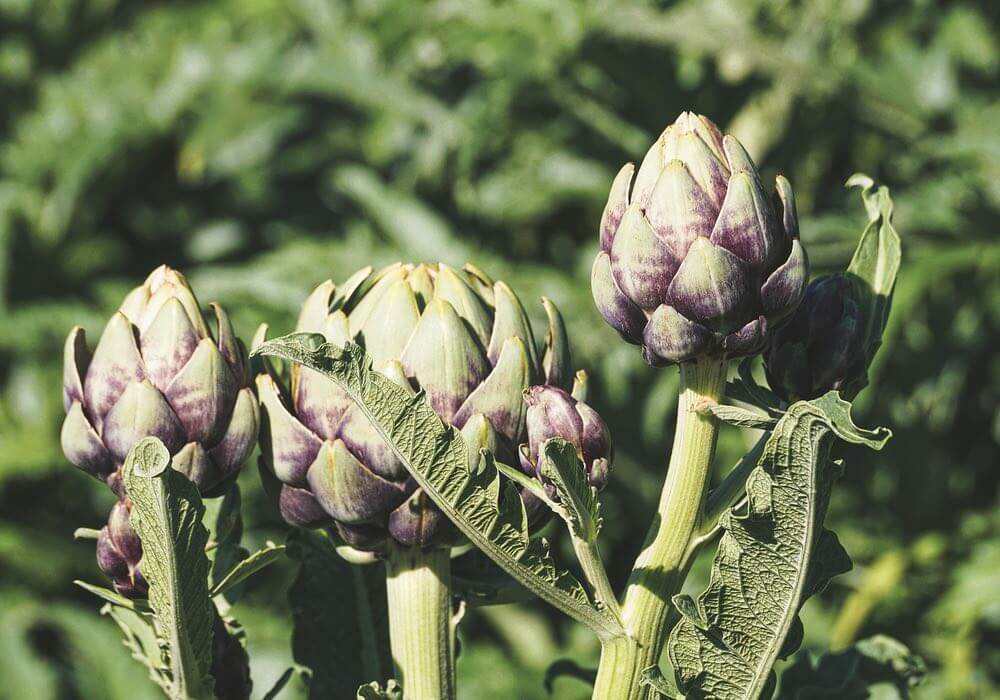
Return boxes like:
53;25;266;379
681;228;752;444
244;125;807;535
592;358;726;700
385;546;455;700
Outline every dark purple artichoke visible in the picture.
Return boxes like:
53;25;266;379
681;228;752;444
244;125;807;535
591;112;808;365
764;273;869;402
257;262;571;551
60;265;258;498
519;385;613;491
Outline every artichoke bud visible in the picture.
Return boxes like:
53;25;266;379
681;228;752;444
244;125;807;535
60;266;258;497
764;273;869;402
258;263;566;550
520;385;613;491
95;499;146;598
592;111;809;365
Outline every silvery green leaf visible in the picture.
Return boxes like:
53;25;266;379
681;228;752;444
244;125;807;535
254;334;623;639
210;541;285;598
846;174;902;366
668;392;890;699
103;604;172;695
778;634;925;699
121;437;214;700
702;402;779;431
287;529;392;698
74;580;151;613
537;438;602;541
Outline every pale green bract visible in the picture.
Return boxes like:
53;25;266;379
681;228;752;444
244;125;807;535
252;334;625;640
122;437;215;700
664;393;891;700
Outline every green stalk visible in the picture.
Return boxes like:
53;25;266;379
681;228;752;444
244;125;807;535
385;545;455;700
592;358;726;700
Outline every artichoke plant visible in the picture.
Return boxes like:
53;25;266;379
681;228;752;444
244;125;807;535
60;265;259;497
95;499;146;597
257;262;574;551
519;385;613;492
764;273;869;402
591;111;808;365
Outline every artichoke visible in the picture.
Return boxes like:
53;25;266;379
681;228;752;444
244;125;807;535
764;273;868;402
591;111;808;365
519;384;613;491
256;262;572;551
60;265;259;497
95;499;146;597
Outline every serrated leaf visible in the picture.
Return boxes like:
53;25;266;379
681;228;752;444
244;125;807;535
287;529;392;699
846;174;902;367
667;392;890;700
104;604;172;694
210;542;285;598
74;580;151;613
778;635;926;699
703;403;779;430
122;437;215;700
254;335;622;638
537;438;602;541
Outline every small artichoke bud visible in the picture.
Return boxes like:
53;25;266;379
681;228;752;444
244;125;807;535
96;499;146;598
258;263;571;552
519;386;613;491
592;111;808;365
764;273;869;402
60;265;259;497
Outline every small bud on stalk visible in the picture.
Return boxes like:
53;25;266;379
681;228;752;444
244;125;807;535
257;262;575;552
764;273;869;402
591;112;808;365
520;385;613;491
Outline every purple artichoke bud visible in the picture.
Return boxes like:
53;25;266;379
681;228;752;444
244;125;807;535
591;112;809;365
764;273;869;402
60;265;259;498
257;263;569;551
96;499;147;598
519;385;613;491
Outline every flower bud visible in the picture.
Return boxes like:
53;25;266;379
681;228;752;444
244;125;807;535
764;273;868;402
61;265;258;497
592;112;808;364
95;499;146;598
519;385;613;491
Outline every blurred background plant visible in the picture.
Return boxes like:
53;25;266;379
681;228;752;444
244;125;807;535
0;0;997;697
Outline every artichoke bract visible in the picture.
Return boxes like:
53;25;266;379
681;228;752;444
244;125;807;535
60;265;259;497
592;112;808;365
257;262;572;551
520;385;613;491
764;273;868;402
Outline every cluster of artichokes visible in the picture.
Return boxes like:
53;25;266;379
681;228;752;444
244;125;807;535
256;262;613;551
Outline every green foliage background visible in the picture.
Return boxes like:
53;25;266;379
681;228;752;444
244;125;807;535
1;0;997;697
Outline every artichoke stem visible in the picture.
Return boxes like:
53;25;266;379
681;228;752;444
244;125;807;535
593;357;726;699
385;545;456;700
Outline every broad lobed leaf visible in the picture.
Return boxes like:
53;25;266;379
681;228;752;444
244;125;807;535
667;393;890;699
